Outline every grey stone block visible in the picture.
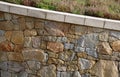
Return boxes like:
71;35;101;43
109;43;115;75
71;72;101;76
65;14;85;25
104;19;120;31
85;16;105;28
46;12;65;22
10;5;27;15
0;3;9;12
28;8;46;19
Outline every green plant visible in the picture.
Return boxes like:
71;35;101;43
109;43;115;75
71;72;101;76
5;0;22;4
36;0;56;10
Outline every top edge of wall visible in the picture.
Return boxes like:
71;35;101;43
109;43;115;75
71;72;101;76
0;1;120;31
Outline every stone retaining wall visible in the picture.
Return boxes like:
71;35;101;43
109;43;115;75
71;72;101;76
0;11;120;77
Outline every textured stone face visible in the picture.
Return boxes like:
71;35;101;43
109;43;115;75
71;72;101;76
92;60;118;77
7;61;24;72
85;48;98;58
11;31;24;44
110;31;120;39
57;65;66;71
58;71;81;77
111;40;120;52
0;41;14;52
26;61;41;70
99;32;109;41
67;65;78;71
48;58;64;65
98;42;112;55
24;29;37;36
37;65;56;77
5;31;12;41
0;30;5;36
24;37;32;48
64;43;74;50
0;52;8;61
32;37;41;48
7;52;24;61
1;71;11;77
78;58;91;70
14;45;23;52
47;42;64;53
59;50;75;61
22;49;47;62
0;11;120;77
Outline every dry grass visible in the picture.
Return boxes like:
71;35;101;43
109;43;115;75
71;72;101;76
1;0;120;20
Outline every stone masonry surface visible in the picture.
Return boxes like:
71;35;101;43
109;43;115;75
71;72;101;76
0;11;120;77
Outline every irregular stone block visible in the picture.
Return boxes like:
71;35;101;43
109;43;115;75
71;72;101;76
22;49;47;62
14;45;23;52
81;74;91;77
32;37;41;48
18;71;28;77
0;36;6;43
0;61;8;70
67;65;78;71
64;43;74;50
56;37;68;43
47;42;64;53
0;21;13;30
24;37;32;48
75;46;85;52
26;21;34;29
99;32;109;41
8;61;24;72
48;58;64;65
1;70;11;77
0;30;5;36
110;31;120;39
85;48;98;58
78;58;90;70
59;50;75;61
57;65;66;71
0;51;8;61
11;31;24;44
38;21;68;36
0;41;14;52
37;65;56;77
27;61;41;70
5;31;12;41
60;71;81;77
85;33;99;48
75;26;87;35
97;42;112;55
7;52;24;62
92;60;118;77
111;40;120;52
24;29;37;36
4;13;12;21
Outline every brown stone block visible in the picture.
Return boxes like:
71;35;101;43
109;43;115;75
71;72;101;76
111;40;120;52
47;42;64;53
11;31;24;44
7;52;24;61
0;41;14;52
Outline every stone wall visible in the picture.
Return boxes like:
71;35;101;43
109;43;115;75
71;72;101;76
0;11;120;77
